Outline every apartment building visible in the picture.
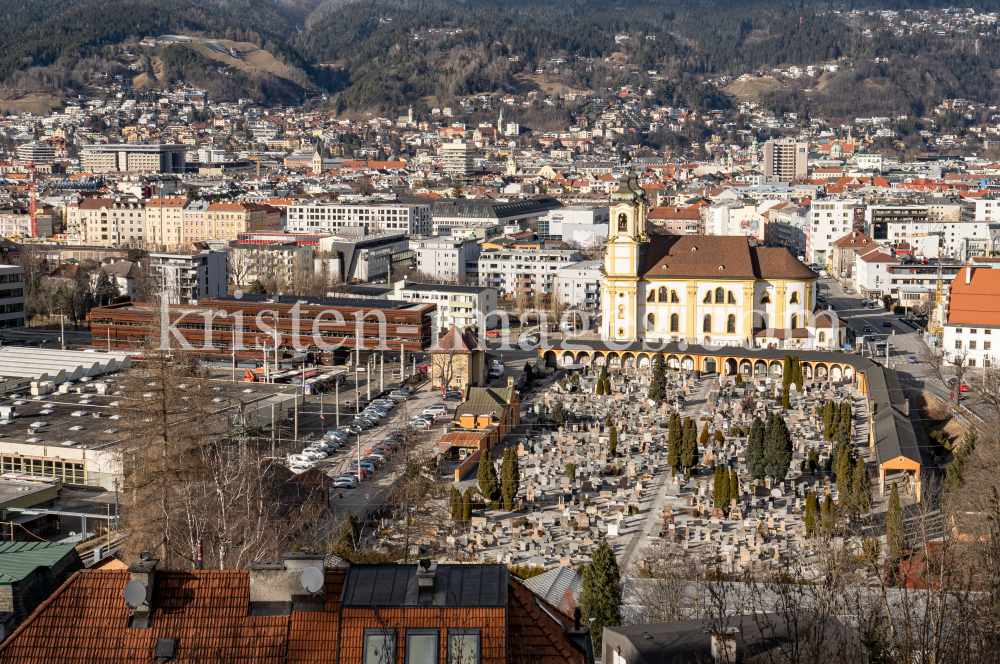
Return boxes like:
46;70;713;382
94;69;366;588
411;236;482;282
438;140;477;175
943;266;999;368
765;202;809;257
228;242;312;289
400;195;562;236
393;280;497;330
145;197;188;250
182;200;211;243
204;202;268;241
16;141;56;162
538;206;610;243
0;265;25;330
554;259;602;310
286;202;431;236
478;247;581;297
68;198;147;247
317;233;412;283
853;246;899;298
149;251;227;304
830;230;881;282
808;199;858;264
762;139;807;181
0;206;55;238
80;143;186;173
647;206;701;235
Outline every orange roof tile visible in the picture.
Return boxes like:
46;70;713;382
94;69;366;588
948;267;1000;326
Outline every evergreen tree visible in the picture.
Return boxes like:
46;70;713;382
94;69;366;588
822;401;835;440
791;356;803;389
565;462;576;483
713;466;724;507
699;421;710;446
821;494;836;537
804;491;819;535
667;413;682;472
450;486;461;520
839;400;852;427
478;452;499;504
716;468;730;510
886;481;906;558
837;417;850;451
782;388;790;410
605;413;613;427
501;448;519;510
852;456;872;514
462;488;473;522
835;446;854;508
600;365;609;382
762;413;792;481
551;400;568;424
248;279;266;294
729;469;739;505
830;401;842;439
609;425;618;458
782;354;793;392
596;379;604;396
746;416;767;481
648;352;666;402
681;417;697;471
580;539;622;653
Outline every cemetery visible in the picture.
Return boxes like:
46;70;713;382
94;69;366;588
433;351;888;578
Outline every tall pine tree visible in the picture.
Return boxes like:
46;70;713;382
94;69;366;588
821;494;836;537
804;491;819;535
648;352;666;402
782;355;793;392
713;466;724;507
681;417;698;471
500;448;520;510
609;425;618;458
717;468;730;510
835;446;854;508
729;469;739;505
822;401;835;440
852;456;872;514
746;416;767;481
580;539;621;653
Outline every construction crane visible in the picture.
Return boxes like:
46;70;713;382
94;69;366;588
28;160;37;238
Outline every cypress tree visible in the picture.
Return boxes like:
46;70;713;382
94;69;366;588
830;401;842;439
609;425;618;458
822;401;835;440
699;421;710;446
804;491;819;535
839;400;852;426
596;379;604;396
887;481;906;558
667;413;681;472
478;451;499;504
648;352;666;402
501;448;518;510
746;416;767;481
729;469;739;505
837;417;850;451
580;539;622;653
782;355;793;391
713;466;724;507
835;446;854;508
791;355;802;389
821;494;835;537
450;486;461;520
681;417;697;470
605;413;613;427
762;413;792;481
600;365;609;381
462;488;473;522
852;456;872;514
782;388;790;410
717;468;730;510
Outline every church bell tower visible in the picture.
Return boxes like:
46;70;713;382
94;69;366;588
602;167;648;341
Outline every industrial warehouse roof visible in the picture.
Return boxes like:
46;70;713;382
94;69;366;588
0;348;131;383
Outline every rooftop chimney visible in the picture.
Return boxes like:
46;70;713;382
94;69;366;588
416;558;438;601
126;554;159;627
967;266;973;286
248;552;326;615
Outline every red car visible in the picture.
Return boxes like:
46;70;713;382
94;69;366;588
949;392;966;401
960;384;970;392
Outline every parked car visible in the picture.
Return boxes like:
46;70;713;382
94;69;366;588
409;419;431;430
882;321;893;328
290;464;314;474
333;478;356;488
443;391;462;401
423;404;448;416
863;326;874;333
949;392;966;401
301;448;327;460
960;384;970;392
287;454;311;465
908;357;917;364
389;390;410;401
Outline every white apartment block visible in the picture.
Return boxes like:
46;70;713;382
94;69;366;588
67;198;147;247
0;265;25;330
478;248;581;297
808;199;858;264
554;260;602;311
149;251;227;305
411;236;482;282
286;202;431;236
229;243;312;288
393;280;497;330
438;140;477;175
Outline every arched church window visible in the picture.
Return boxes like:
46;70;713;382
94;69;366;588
727;315;736;334
727;291;736;304
658;286;668;302
703;315;712;333
790;291;800;304
670;313;679;332
790;314;798;330
819;331;826;343
715;287;725;303
618;213;628;233
703;291;712;304
671;290;680;303
646;290;655;303
646;313;655;331
760;292;771;305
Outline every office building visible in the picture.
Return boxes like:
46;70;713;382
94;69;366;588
411;235;482;283
16;142;56;163
80;144;186;174
0;265;25;330
286;202;431;236
438;140;477;175
316;233;412;283
762;139;808;181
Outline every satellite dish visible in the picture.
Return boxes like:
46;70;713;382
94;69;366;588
301;566;324;594
123;580;147;609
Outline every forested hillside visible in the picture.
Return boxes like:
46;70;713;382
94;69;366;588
0;0;997;118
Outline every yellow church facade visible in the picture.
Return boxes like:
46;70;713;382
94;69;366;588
601;172;821;347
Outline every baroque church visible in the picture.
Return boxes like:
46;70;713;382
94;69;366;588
601;171;841;349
